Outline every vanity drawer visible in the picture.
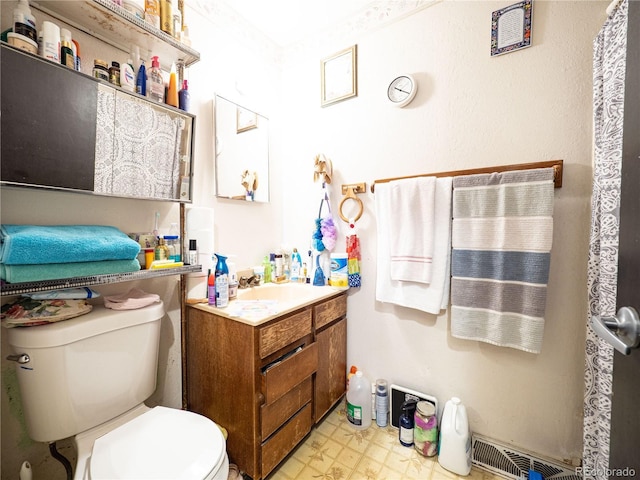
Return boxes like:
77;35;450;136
262;342;318;404
314;294;347;330
259;309;312;358
261;377;312;440
261;403;313;478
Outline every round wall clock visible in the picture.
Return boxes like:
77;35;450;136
387;74;417;107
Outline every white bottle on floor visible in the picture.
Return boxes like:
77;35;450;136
438;397;472;476
346;371;372;430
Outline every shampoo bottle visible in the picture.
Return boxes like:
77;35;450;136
214;253;229;308
121;58;136;92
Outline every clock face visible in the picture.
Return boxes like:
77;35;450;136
387;75;417;107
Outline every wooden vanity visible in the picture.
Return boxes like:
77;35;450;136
186;287;347;480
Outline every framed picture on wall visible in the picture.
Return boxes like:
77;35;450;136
321;45;357;107
491;0;533;56
236;106;258;133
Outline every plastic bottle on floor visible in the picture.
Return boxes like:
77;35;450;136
346;371;372;430
438;397;472;476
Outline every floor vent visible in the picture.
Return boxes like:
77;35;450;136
472;434;580;480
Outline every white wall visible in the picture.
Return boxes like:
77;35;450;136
276;0;605;465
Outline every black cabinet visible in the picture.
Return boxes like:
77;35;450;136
1;45;97;191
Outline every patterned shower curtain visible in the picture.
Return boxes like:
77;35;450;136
582;0;627;477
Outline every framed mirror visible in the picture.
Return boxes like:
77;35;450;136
214;95;269;202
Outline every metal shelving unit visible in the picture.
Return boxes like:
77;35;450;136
0;265;201;297
31;0;200;67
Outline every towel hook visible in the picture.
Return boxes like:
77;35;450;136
339;183;365;224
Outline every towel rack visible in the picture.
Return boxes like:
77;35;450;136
371;159;563;192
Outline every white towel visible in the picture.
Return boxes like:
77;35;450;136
389;177;436;283
375;177;453;314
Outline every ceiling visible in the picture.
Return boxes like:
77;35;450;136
220;0;377;47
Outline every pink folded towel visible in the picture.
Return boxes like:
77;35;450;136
104;288;161;310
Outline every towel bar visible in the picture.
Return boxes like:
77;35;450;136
371;159;563;192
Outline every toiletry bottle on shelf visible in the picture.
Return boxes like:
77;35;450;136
12;0;37;51
121;57;136;92
72;39;81;71
214;253;229;308
154;237;169;261
160;0;174;36
60;28;74;68
148;55;164;103
346;371;372;430
178;79;190;111
136;59;147;96
144;0;161;29
166;62;178;107
290;248;302;282
186;239;198;265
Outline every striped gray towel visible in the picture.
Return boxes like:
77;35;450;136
450;168;554;353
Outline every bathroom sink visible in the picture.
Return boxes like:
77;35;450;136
200;283;344;325
237;283;331;302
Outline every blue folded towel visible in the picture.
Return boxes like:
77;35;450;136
0;225;141;265
0;259;141;283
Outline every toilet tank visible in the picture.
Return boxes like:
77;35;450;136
6;301;165;443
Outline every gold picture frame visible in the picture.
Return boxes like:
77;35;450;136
321;45;357;107
236;106;258;133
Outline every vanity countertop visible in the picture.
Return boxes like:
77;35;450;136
190;283;346;325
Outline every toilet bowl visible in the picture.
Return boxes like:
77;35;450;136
75;405;228;480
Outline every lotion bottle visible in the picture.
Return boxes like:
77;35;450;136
148;55;164;103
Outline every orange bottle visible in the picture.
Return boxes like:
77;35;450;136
166;62;178;107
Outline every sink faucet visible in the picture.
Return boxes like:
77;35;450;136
239;275;261;288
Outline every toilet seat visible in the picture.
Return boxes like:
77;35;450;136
90;406;226;480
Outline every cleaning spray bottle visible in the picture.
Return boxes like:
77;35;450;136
399;399;418;447
214;253;229;308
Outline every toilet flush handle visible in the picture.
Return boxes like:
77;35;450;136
6;353;30;364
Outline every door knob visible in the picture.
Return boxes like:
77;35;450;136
590;306;640;355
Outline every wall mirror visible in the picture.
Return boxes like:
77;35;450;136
214;95;270;203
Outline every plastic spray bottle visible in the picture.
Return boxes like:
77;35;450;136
214;253;229;308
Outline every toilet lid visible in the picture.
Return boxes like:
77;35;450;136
90;406;225;480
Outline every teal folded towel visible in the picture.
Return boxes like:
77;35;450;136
0;259;141;283
0;225;141;265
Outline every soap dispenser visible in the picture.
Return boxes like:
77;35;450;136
214;253;229;308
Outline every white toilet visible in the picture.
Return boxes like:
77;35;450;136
7;301;229;480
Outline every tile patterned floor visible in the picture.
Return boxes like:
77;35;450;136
265;402;504;480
